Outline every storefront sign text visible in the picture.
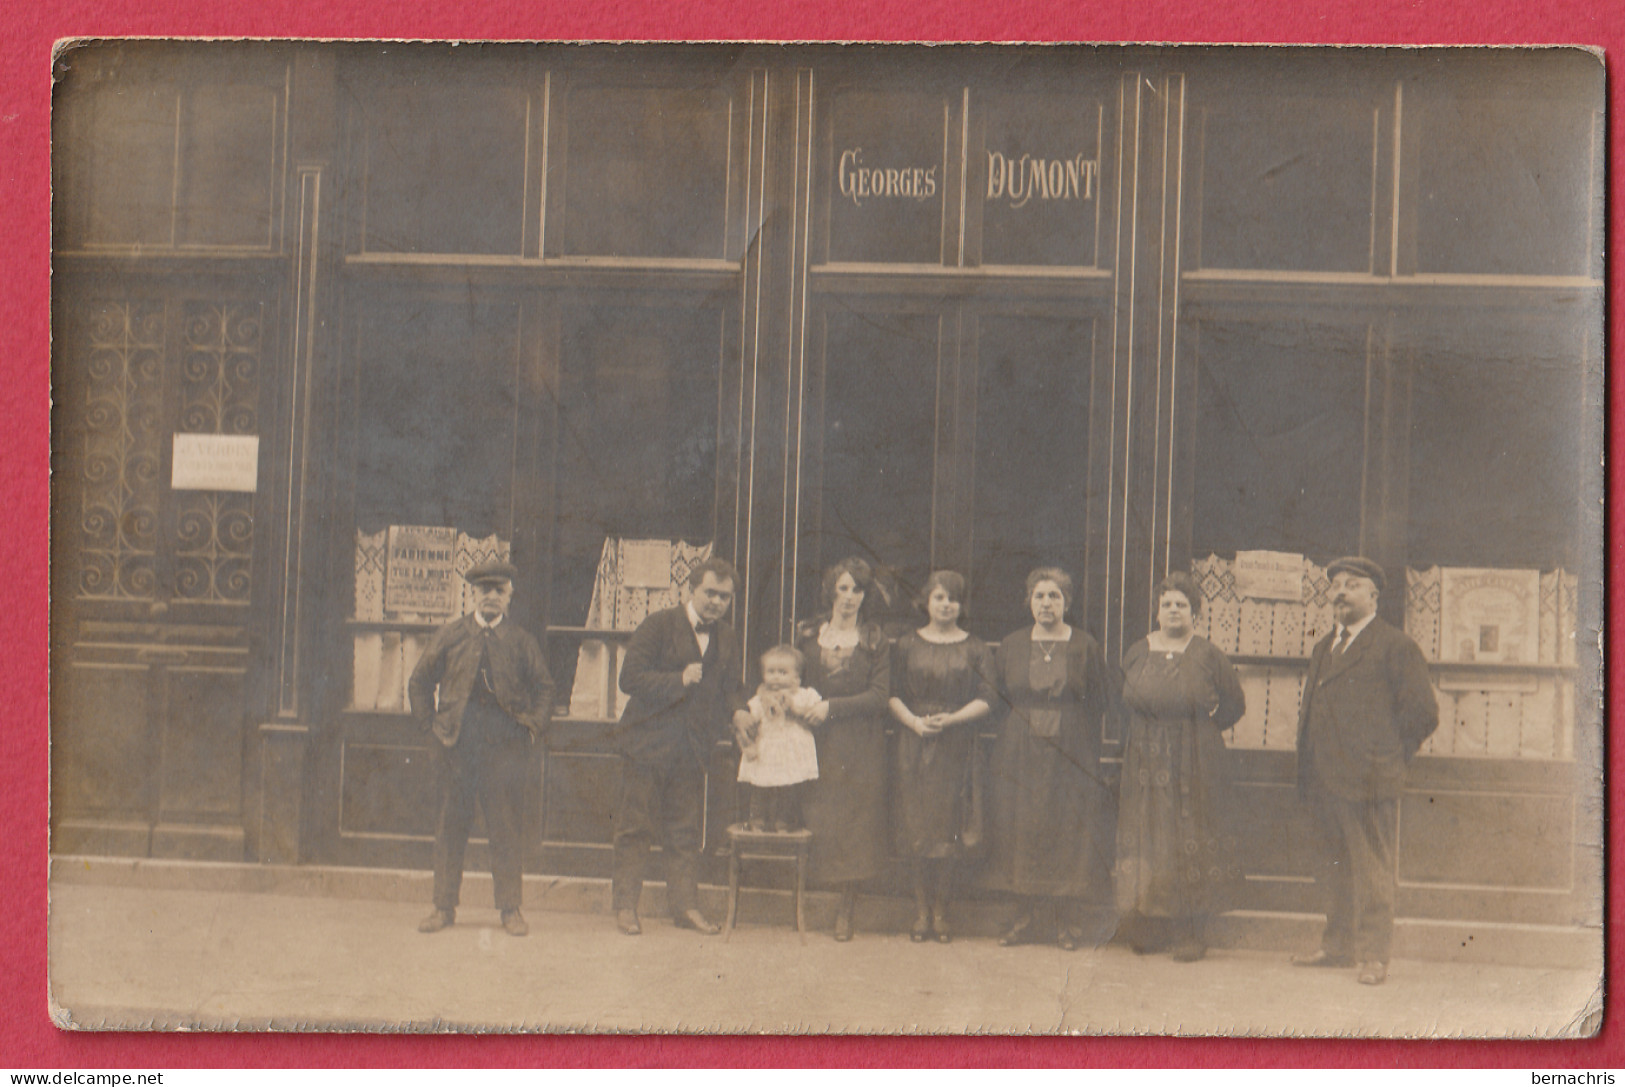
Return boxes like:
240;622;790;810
986;151;1098;208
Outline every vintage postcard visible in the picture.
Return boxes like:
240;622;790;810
47;39;1604;1036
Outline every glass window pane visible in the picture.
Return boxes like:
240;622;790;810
970;315;1095;635
352;291;520;538
1194;96;1376;273
1191;318;1367;559
549;303;722;624
813;309;940;602
361;84;528;255
560;86;733;259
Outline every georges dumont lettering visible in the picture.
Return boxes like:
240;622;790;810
839;148;938;207
986;151;1098;208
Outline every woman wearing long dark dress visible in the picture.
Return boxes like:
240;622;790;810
889;570;994;943
1115;571;1246;962
796;556;891;942
982;567;1113;951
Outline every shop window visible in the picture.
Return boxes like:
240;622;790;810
175;84;279;248
549;303;723;626
1192;96;1376;273
359;84;529;255
825;90;951;266
351;291;520;538
813;308;940;600
1415;93;1598;277
969;315;1096;635
559;86;734;259
1405;323;1584;571
1190;318;1367;559
978;92;1111;269
61;78;280;251
78;84;181;247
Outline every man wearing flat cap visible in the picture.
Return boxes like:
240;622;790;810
409;559;555;937
1293;556;1438;985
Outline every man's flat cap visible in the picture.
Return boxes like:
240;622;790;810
1326;555;1385;592
463;559;519;585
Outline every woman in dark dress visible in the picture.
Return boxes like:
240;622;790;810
982;567;1113;951
1115;571;1246;962
889;570;994;943
796;556;891;942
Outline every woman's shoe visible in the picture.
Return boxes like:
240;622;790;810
932;907;952;944
997;915;1037;947
1057;926;1084;951
910;909;931;942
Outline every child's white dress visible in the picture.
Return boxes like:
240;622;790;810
738;684;821;786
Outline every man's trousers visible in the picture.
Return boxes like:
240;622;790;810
430;700;531;913
611;756;706;916
1308;788;1399;963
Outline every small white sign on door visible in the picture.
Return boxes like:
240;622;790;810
171;433;260;492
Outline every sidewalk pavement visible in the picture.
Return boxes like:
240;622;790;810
48;871;1600;1037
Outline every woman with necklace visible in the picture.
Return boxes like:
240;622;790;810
796;557;891;942
888;569;994;943
1115;570;1245;962
981;567;1113;950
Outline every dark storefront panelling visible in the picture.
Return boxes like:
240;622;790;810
47;44;1602;940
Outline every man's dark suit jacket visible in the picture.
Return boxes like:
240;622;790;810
1296;616;1439;802
616;605;747;770
408;615;555;746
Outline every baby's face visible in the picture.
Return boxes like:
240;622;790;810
762;660;800;691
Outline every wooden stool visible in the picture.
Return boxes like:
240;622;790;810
723;823;814;942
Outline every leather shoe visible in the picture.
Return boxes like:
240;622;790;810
674;908;721;935
909;909;931;942
1357;961;1388;985
500;909;529;937
1292;950;1354;968
418;908;454;934
615;908;641;936
998;915;1037;947
1057;926;1084;952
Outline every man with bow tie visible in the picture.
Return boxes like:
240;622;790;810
409;559;554;937
1293;556;1438;985
610;557;754;936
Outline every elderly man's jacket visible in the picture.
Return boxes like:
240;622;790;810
616;605;747;770
1296;615;1438;802
408;615;555;746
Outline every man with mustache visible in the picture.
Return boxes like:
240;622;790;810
409;560;555;937
1293;556;1438;985
610;557;754;936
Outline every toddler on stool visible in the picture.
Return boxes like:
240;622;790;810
735;644;821;832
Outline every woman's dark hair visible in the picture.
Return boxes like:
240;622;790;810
1156;571;1204;618
820;556;875;614
915;570;968;617
1024;567;1075;612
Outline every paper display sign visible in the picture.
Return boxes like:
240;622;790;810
384;525;460;618
1439;567;1541;665
1233;550;1304;602
171;433;259;492
621;539;673;590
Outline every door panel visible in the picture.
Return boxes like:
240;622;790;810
51;282;274;860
